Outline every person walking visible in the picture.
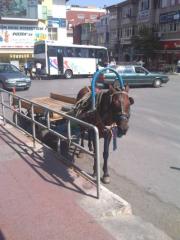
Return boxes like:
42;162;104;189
24;61;28;75
36;62;42;80
177;60;180;73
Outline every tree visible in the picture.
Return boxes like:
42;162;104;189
131;26;161;61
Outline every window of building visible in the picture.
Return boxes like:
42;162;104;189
122;7;132;18
160;0;168;8
77;14;85;19
140;0;149;11
170;0;175;5
90;15;98;20
48;28;57;40
169;23;177;31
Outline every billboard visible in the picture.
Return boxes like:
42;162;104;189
0;25;47;48
0;0;38;19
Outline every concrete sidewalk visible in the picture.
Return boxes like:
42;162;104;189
0;122;172;240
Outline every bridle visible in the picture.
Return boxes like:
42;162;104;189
110;90;131;122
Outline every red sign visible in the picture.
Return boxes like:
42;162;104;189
161;40;180;49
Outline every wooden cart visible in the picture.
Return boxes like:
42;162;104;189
13;92;76;122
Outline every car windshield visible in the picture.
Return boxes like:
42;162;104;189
0;64;20;73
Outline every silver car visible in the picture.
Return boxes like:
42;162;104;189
0;63;31;90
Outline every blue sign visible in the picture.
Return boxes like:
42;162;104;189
48;18;66;28
160;11;180;23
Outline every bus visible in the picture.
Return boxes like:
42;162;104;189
34;40;109;79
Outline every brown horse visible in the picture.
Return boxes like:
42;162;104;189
75;85;134;183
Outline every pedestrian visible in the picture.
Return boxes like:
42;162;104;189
137;58;145;66
36;62;42;80
176;60;180;73
109;58;116;67
24;61;28;75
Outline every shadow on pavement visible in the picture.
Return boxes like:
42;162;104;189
0;230;6;240
0;125;95;198
170;166;180;171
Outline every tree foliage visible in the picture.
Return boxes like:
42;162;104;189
131;26;161;58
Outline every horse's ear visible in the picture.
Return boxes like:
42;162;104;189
129;97;134;105
125;84;129;92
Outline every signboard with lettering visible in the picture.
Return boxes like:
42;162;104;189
161;40;180;49
0;0;38;19
0;25;47;48
160;11;180;23
48;18;66;28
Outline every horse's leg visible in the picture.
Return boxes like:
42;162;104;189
92;131;97;178
88;130;93;152
102;131;112;184
77;129;85;158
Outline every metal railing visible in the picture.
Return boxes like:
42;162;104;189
0;89;100;198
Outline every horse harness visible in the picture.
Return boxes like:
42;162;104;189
75;88;130;137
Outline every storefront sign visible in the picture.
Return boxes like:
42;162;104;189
0;25;47;48
161;40;180;50
48;18;66;28
160;11;180;23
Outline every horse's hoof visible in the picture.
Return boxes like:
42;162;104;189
101;175;110;184
92;172;97;178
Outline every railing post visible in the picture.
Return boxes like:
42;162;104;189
31;103;36;148
94;126;100;199
0;91;6;125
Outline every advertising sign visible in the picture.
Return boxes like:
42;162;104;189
0;0;38;19
48;18;66;28
160;11;180;23
161;40;180;50
0;25;47;48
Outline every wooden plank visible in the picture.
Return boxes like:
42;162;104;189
50;93;76;104
12;94;75;121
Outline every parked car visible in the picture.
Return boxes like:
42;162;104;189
0;63;31;90
97;65;169;88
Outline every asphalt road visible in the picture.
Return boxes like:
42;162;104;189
13;75;180;240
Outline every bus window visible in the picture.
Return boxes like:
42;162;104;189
75;48;81;57
57;47;64;55
95;49;108;67
65;47;74;57
47;46;57;56
34;44;45;54
89;49;95;58
80;48;88;58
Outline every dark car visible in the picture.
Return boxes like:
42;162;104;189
0;63;31;90
97;65;169;88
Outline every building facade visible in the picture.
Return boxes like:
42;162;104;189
105;0;180;66
155;0;180;67
66;5;106;44
0;0;68;68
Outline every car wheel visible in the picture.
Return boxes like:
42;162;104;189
153;79;162;88
64;69;73;79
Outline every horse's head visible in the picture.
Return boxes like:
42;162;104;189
110;85;134;136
